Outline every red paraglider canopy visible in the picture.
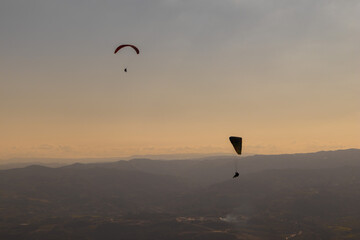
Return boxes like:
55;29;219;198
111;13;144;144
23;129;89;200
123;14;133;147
114;44;140;54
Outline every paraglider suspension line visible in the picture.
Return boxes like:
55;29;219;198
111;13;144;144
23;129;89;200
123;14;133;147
234;156;239;172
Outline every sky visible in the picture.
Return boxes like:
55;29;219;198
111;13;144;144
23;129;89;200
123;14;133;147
1;0;359;160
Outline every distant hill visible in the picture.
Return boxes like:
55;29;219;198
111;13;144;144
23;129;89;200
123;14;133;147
0;165;191;221
61;148;360;186
1;148;360;239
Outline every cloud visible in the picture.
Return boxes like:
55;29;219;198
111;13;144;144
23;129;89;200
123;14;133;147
36;144;54;150
57;145;75;153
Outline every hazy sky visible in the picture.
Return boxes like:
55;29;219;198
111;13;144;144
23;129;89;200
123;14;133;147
1;0;359;159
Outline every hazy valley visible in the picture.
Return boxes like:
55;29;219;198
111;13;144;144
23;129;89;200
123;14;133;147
1;149;360;239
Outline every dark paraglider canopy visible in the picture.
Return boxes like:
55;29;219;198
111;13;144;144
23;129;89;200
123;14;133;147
229;136;242;155
114;44;140;54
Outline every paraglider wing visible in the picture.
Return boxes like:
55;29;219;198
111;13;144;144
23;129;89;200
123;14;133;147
229;136;242;155
114;44;140;54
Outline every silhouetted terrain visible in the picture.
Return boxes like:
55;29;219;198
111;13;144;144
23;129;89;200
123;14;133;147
1;149;360;239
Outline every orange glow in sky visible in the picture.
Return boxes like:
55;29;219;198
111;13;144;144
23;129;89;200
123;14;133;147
1;0;359;160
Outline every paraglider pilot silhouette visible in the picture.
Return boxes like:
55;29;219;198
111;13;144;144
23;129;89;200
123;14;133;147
229;136;242;178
